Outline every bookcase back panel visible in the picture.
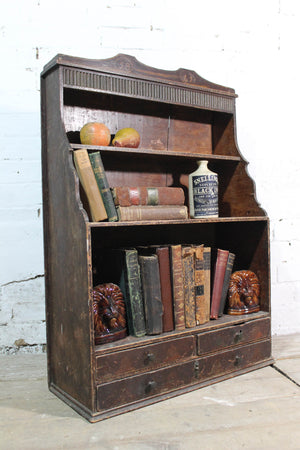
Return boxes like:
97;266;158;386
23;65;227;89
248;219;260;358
63;89;213;153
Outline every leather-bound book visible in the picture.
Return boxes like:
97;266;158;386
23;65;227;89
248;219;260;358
89;151;118;222
182;246;196;328
116;205;188;221
193;245;208;325
138;254;163;335
203;247;211;323
218;252;235;316
112;186;185;206
210;249;229;319
117;249;146;337
156;246;175;332
73;149;107;222
170;244;185;330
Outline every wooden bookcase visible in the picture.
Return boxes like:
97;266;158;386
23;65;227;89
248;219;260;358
41;54;273;422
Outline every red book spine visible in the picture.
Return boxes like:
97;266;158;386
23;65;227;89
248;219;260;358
112;187;185;206
210;249;229;319
156;247;175;332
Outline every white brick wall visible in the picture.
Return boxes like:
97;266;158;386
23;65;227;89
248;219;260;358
1;0;299;351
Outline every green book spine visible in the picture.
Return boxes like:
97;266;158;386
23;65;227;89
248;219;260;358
89;151;118;222
121;249;146;337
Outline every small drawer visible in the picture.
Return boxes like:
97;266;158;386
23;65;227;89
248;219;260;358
96;335;195;383
97;359;197;411
195;339;272;381
197;317;271;356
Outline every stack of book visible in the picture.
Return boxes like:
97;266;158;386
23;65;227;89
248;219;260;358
95;244;235;339
73;149;188;222
112;186;188;221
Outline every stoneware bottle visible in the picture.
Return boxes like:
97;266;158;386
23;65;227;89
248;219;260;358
188;160;218;218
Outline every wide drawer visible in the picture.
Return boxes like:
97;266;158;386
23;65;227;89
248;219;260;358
197;317;271;356
97;339;271;411
96;335;195;383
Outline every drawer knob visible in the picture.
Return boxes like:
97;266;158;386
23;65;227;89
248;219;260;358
145;352;155;364
145;380;157;393
234;355;241;366
234;330;243;343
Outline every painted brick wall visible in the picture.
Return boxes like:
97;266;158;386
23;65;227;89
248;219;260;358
1;0;299;352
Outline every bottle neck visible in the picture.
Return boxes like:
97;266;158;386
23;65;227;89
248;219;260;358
197;160;208;169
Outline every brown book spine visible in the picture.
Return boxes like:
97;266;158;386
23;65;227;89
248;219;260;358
203;247;211;323
112;187;185;206
156;247;174;332
170;244;185;330
194;245;208;325
73;149;107;222
182;247;196;328
116;205;188;221
210;249;229;319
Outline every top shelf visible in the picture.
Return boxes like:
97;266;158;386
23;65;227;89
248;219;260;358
70;144;241;162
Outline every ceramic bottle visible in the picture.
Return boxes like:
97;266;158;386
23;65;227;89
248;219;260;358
188;160;218;218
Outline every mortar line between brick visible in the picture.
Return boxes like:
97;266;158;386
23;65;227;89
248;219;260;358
1;274;44;287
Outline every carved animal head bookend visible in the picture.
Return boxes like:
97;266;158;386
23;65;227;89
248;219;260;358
227;270;260;315
93;283;127;344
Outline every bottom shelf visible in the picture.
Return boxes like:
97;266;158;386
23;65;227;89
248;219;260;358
95;311;270;354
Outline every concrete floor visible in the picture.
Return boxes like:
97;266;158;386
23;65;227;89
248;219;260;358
0;334;300;450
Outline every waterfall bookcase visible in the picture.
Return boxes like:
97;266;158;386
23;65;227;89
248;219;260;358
41;54;273;422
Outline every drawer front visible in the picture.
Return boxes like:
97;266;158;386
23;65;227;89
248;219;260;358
96;335;195;383
195;339;272;382
97;339;271;411
197;317;271;356
97;359;197;411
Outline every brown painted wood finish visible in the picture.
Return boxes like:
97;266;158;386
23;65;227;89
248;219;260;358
41;54;272;422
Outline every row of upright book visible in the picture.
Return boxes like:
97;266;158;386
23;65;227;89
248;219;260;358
95;244;235;337
73;149;188;222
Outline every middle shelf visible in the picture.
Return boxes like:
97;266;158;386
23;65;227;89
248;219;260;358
70;143;241;162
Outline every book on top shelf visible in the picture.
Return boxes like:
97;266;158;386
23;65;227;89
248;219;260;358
112;186;185;206
89;151;118;222
116;205;188;221
73;149;108;222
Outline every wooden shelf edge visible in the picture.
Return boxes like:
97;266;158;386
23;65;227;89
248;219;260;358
95;311;270;355
88;216;269;228
70;144;241;161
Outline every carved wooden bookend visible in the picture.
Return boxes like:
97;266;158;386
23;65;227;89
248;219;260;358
93;283;127;344
227;270;260;315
